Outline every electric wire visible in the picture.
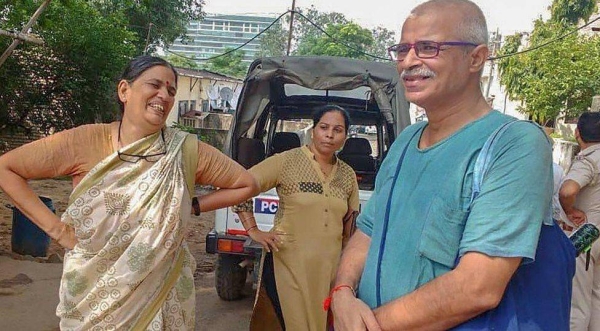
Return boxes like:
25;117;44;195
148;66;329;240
163;9;600;63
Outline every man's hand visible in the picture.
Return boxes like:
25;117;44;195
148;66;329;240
247;228;283;253
567;207;587;227
331;289;381;331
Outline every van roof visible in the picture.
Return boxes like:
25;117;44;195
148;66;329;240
225;56;411;155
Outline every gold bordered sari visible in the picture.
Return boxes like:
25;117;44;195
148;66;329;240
56;128;196;330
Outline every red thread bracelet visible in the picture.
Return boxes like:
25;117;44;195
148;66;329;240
323;284;355;311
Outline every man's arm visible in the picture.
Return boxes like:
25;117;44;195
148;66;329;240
331;230;381;331
374;252;521;331
559;179;586;226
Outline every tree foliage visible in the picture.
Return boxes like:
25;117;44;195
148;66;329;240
0;0;204;135
259;6;394;61
367;26;397;60
164;54;199;69
91;0;205;54
550;0;597;25
257;19;287;57
497;0;600;125
295;22;374;59
203;48;248;78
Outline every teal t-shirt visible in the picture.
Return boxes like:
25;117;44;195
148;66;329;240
357;110;553;308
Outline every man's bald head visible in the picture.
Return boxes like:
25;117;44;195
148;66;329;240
408;0;488;45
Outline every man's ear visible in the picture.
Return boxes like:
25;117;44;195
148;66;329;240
117;80;130;103
469;44;489;74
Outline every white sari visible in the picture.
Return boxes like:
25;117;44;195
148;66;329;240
57;128;196;330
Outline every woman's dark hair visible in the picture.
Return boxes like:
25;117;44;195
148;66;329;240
312;104;351;134
577;112;600;143
117;55;178;113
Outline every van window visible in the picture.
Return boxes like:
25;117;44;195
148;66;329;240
275;119;312;146
347;125;378;157
284;84;371;100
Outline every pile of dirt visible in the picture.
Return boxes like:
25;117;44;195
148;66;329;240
0;179;217;276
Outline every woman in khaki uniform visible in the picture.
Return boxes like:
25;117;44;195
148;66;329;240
234;105;359;331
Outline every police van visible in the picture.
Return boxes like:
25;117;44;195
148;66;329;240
205;56;411;300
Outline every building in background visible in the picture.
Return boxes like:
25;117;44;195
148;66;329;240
167;67;242;128
169;14;276;65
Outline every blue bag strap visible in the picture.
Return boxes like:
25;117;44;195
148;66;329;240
470;119;553;224
470;120;518;203
376;127;422;307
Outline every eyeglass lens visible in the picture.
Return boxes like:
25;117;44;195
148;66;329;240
394;41;439;60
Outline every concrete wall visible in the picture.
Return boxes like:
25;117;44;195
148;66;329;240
196;128;229;151
553;139;580;172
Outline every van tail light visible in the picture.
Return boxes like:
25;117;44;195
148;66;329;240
217;239;245;253
227;229;248;236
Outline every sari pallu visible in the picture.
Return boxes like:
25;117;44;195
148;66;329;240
56;128;197;331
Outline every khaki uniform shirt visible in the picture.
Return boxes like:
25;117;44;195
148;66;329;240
565;144;600;225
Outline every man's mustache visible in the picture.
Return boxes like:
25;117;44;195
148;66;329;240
400;67;436;79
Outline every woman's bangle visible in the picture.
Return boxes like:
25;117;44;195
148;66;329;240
246;225;258;232
323;284;356;311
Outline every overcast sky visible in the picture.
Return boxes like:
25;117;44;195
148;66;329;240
203;0;554;37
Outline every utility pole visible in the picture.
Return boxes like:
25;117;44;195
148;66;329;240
485;28;500;99
286;0;296;56
144;23;154;55
0;30;44;45
0;0;52;67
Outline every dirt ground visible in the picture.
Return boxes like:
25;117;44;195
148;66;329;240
0;178;218;271
0;179;253;330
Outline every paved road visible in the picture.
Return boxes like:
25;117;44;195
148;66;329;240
0;255;254;331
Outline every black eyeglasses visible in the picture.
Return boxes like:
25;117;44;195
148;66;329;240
117;121;166;163
388;40;479;61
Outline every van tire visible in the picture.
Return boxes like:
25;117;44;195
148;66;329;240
215;254;247;301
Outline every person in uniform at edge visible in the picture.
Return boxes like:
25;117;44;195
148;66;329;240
560;112;600;331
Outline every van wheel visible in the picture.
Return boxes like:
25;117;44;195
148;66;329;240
215;254;247;301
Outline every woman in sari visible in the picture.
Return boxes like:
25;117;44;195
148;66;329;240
234;105;360;331
0;55;258;330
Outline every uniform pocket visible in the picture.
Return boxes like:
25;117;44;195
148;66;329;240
418;196;468;268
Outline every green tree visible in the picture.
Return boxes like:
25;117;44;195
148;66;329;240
258;19;287;57
259;6;391;60
293;5;348;52
367;26;397;60
0;0;137;134
550;0;597;25
164;54;199;69
90;0;205;54
0;0;204;135
203;48;248;78
295;22;374;59
497;0;600;125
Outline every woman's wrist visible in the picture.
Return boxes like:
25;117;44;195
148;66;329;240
246;225;258;233
47;222;65;241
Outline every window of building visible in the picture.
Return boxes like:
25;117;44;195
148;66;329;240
178;100;189;116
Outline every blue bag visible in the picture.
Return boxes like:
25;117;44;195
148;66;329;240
451;120;576;331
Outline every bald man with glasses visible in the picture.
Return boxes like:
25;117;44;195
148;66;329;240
328;1;574;330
